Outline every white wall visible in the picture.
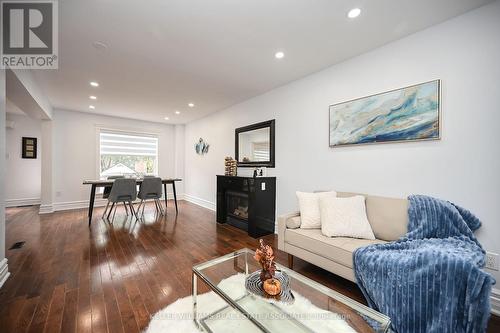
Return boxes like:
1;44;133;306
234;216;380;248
51;109;178;207
5;114;42;206
184;1;500;282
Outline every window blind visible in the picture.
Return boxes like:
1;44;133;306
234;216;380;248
252;142;270;161
100;131;158;156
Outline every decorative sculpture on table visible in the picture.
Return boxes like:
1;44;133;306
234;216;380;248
195;138;209;155
254;239;281;295
245;239;294;302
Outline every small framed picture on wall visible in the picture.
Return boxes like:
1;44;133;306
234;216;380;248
22;137;37;159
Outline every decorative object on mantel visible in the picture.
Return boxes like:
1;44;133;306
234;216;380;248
245;239;294;303
22;137;37;159
195;138;209;155
329;79;440;147
224;156;237;176
253;167;266;177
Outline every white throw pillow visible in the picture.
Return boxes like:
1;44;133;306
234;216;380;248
319;195;375;239
296;191;337;229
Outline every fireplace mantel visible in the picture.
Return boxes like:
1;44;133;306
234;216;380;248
216;175;276;238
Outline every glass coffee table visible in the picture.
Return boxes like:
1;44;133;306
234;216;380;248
192;248;390;333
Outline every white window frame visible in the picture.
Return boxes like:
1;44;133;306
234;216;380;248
96;126;159;179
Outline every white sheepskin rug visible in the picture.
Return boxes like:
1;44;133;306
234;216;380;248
145;273;356;333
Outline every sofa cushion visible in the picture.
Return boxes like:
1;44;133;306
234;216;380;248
366;195;409;241
285;228;386;268
296;191;337;229
337;192;408;241
286;216;301;229
319;195;375;240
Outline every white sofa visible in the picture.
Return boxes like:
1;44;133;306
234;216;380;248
278;192;409;282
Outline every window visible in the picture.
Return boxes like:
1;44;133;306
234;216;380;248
99;130;158;179
252;142;270;161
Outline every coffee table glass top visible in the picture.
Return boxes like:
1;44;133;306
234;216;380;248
192;248;390;333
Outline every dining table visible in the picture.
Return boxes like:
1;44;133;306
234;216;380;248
83;178;182;226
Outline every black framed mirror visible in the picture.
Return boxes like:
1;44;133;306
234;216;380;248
235;120;275;168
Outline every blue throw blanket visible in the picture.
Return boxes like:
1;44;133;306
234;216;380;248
353;195;495;333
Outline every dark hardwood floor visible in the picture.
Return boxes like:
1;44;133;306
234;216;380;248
0;201;498;332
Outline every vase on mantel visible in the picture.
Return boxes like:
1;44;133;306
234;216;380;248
224;156;237;176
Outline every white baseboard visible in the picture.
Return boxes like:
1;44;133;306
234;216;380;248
53;198;108;211
39;204;54;214
492;288;500;316
0;258;10;289
38;192;184;213
5;197;41;207
165;192;184;201
183;193;215;211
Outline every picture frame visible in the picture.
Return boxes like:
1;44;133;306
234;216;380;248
22;137;37;159
329;80;441;147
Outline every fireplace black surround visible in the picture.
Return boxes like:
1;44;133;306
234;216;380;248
216;175;276;238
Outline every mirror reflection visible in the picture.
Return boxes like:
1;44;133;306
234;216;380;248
238;128;270;163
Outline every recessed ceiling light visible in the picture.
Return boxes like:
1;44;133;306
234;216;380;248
90;81;99;87
89;105;95;110
347;8;361;19
275;51;285;59
89;95;97;100
188;103;195;108
164;117;169;120
175;111;180;115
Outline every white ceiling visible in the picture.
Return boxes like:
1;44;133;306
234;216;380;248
32;0;491;124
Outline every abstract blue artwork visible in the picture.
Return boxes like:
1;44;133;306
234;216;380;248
329;80;440;147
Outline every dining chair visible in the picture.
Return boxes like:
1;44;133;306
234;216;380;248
136;177;164;217
105;178;139;221
102;175;125;218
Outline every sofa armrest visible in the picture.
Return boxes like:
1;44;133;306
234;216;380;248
277;211;300;251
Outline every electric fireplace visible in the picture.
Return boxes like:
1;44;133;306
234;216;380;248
226;190;249;230
216;175;276;238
